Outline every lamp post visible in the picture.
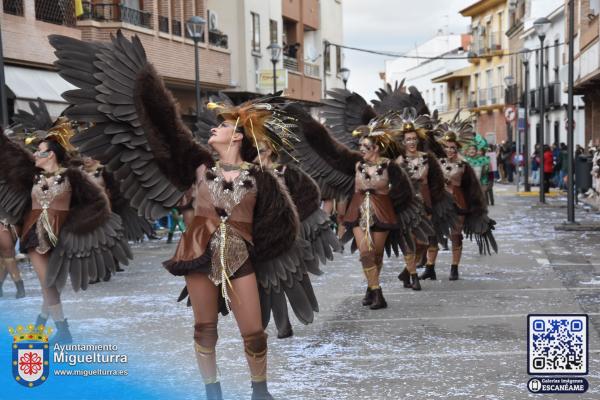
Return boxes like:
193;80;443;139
534;17;551;203
339;67;350;90
567;0;576;223
520;48;532;192
186;15;206;125
455;89;462;109
267;42;282;94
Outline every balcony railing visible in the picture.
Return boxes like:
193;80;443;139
487;32;502;52
159;15;169;33
528;82;562;113
504;85;520;105
80;2;153;29
468;92;478;108
36;0;77;26
478;88;488;106
4;0;24;16
172;19;182;36
304;62;320;78
283;56;299;72
209;30;228;49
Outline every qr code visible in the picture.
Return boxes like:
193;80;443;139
528;314;588;375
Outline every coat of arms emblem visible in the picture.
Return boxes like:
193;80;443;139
9;324;51;388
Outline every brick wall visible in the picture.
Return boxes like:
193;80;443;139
579;0;599;51
78;25;230;88
1;5;82;68
475;110;508;144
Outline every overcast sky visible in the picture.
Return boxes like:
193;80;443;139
342;0;476;100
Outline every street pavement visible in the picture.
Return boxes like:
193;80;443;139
2;183;600;399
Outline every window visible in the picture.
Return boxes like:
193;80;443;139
336;45;342;74
324;43;331;73
251;12;260;54
497;66;504;87
440;88;444;106
270;19;277;44
432;88;436;105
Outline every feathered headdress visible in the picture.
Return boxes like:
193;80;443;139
22;116;78;152
352;111;402;158
434;110;475;148
396;107;431;141
207;97;298;167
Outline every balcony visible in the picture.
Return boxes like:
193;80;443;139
209;30;228;49
35;0;77;26
3;0;23;16
283;56;299;72
468;92;478;108
304;62;320;78
528;82;562;113
81;2;153;29
487;32;502;53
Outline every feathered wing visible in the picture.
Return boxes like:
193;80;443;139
461;163;498;255
103;170;153;241
49;31;213;220
0;132;37;223
320;88;376;150
11;97;54;132
427;153;458;243
252;169;319;329
46;168;133;292
371;81;430;116
283;165;341;271
385;162;435;256
285;103;361;201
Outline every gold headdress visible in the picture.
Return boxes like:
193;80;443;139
24;116;77;151
351;111;402;158
396;107;431;141
434;110;475;148
207;97;298;167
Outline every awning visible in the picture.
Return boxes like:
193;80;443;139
432;67;471;83
4;65;75;119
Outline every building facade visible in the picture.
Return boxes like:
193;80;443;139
1;0;232;124
571;0;600;147
522;0;584;153
460;0;510;145
208;0;344;103
385;34;471;118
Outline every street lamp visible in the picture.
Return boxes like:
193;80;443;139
534;16;551;203
566;0;576;223
186;15;206;125
339;67;350;90
519;48;532;192
267;42;282;94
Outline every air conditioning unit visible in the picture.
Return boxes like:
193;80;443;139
208;10;218;31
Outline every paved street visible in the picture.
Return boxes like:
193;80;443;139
2;184;600;399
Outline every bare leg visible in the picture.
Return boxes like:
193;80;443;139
29;251;60;308
186;272;220;384
229;273;267;382
0;229;20;282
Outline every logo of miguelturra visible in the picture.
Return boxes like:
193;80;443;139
9;324;52;388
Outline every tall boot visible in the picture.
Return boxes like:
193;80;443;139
449;265;459;281
35;314;48;328
51;320;73;344
369;287;387;309
251;381;274;400
205;382;223;400
103;268;112;282
361;287;373;306
410;273;421;291
167;232;174;244
419;264;436;280
397;268;411;288
15;280;25;298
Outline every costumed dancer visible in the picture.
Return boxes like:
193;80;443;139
393;108;457;283
0;126;132;344
433;114;498;280
252;132;341;338
50;31;321;400
0;219;25;298
288;105;433;308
